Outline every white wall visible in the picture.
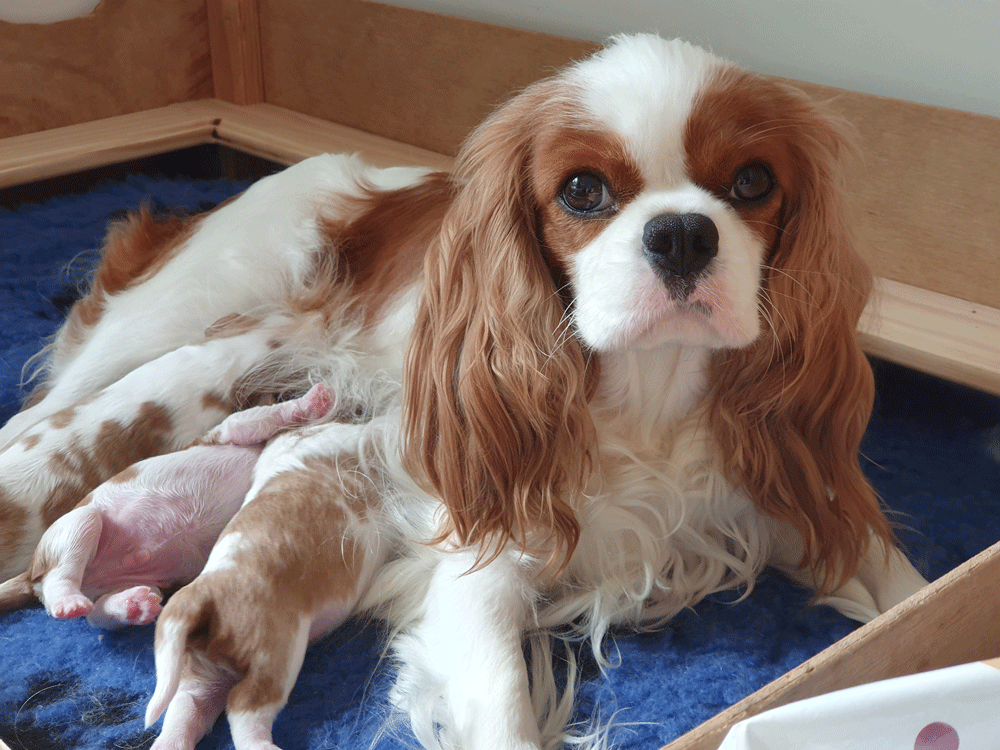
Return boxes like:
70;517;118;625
0;0;98;24
382;0;1000;119
2;0;996;118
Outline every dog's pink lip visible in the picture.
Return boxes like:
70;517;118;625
611;277;758;351
617;296;721;349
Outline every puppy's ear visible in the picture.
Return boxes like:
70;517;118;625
708;94;892;593
403;81;594;571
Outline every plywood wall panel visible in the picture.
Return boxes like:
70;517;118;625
796;81;1000;311
258;0;597;157
0;0;213;138
207;0;265;104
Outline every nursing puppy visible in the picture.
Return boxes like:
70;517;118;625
146;416;387;750
0;383;335;628
0;310;326;581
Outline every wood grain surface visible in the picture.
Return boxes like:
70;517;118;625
207;0;265;104
0;0;213;138
258;0;598;157
0;101;220;189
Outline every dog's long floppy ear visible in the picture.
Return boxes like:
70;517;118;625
708;95;892;594
403;80;595;571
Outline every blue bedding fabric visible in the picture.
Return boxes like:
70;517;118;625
1;174;998;750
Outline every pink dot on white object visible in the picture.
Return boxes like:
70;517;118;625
915;722;959;750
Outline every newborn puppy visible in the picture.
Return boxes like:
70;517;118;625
145;416;387;750
0;383;335;629
0;310;326;581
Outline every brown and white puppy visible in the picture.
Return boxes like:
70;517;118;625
146;416;387;750
0;311;323;581
1;35;929;750
0;383;335;628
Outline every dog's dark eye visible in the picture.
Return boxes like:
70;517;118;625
561;173;613;214
729;164;775;202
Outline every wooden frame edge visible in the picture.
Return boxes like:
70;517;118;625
663;540;1000;750
0;99;452;190
206;0;266;105
210;101;454;170
0;100;995;398
0;101;222;189
862;279;1000;397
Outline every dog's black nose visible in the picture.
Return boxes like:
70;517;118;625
642;213;719;282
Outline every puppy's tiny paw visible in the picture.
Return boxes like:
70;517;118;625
125;586;163;625
210;423;236;445
297;382;336;422
295;383;337;422
100;586;163;626
51;594;94;620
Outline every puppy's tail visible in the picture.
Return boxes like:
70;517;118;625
145;600;209;728
0;573;36;612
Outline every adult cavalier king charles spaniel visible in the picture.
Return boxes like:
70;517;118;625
0;34;928;750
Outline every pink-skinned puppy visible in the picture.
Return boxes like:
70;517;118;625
0;383;335;628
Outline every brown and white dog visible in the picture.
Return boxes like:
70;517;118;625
0;35;928;750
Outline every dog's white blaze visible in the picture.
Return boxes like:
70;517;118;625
564;38;762;354
568;35;721;187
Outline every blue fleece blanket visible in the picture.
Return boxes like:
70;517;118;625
1;174;998;750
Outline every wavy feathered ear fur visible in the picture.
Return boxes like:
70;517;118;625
708;96;893;593
403;81;595;572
